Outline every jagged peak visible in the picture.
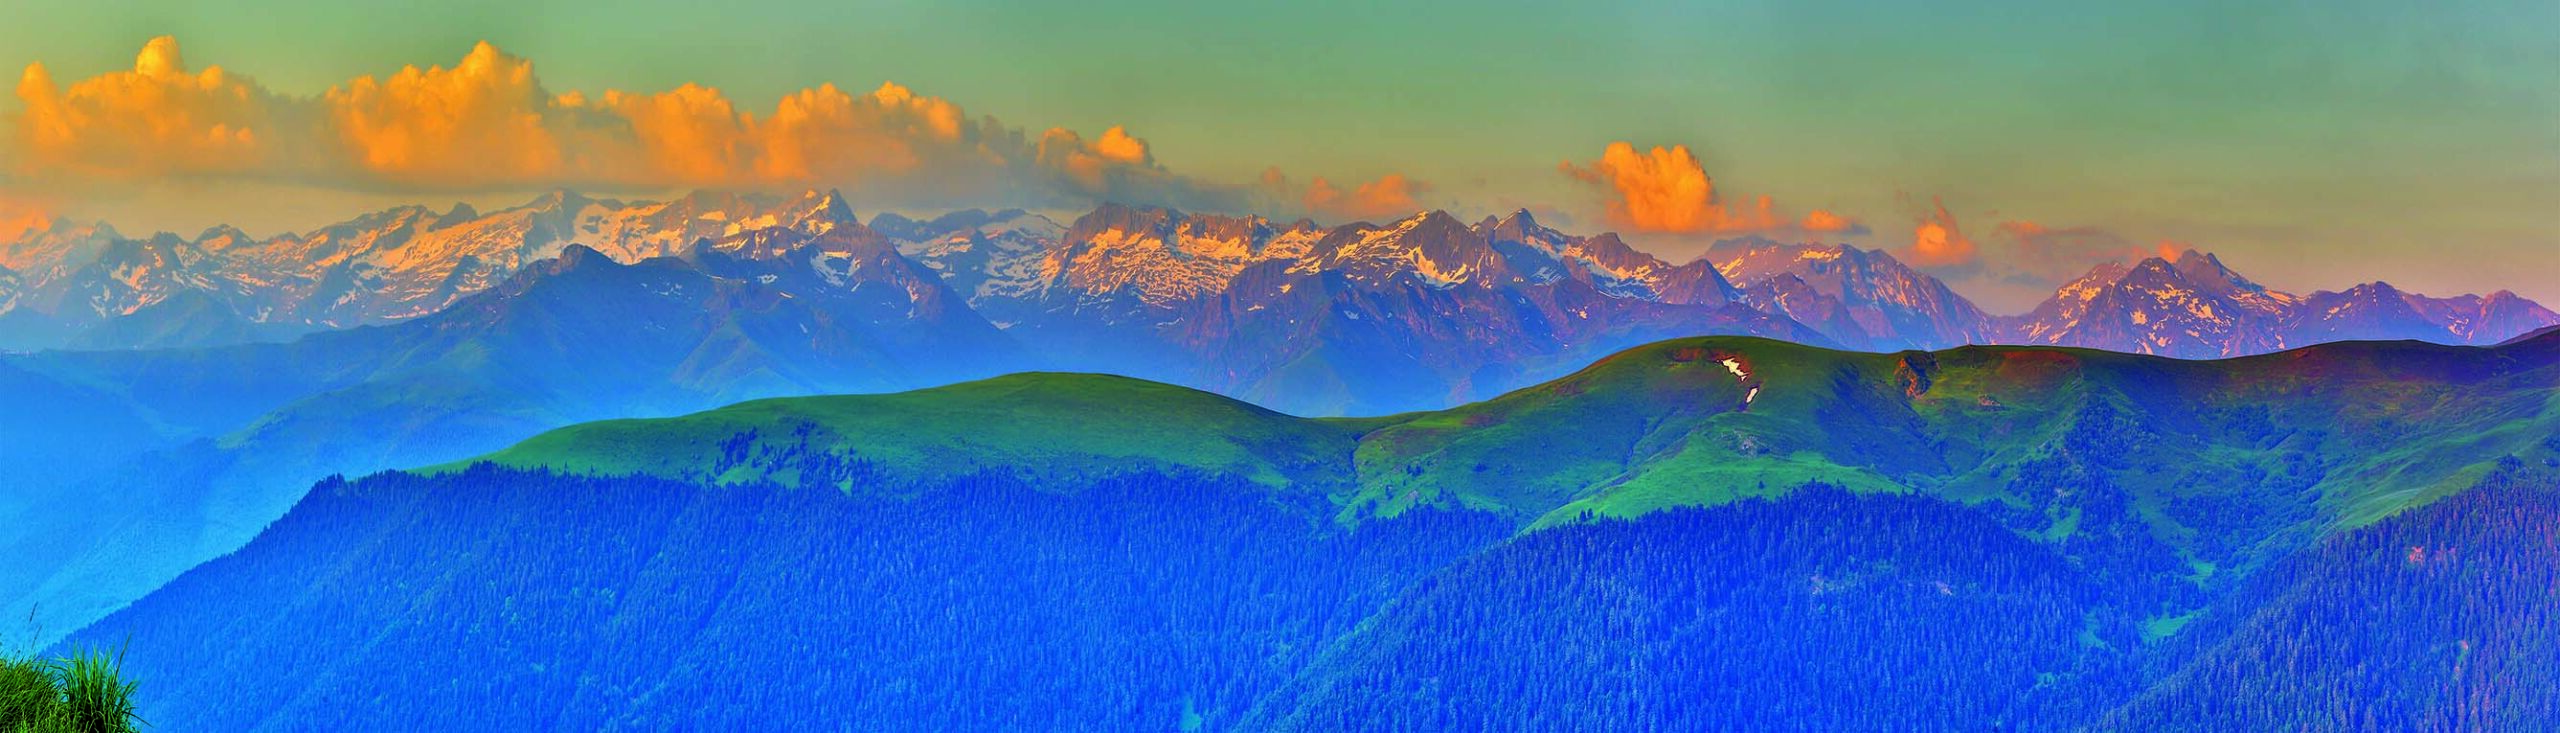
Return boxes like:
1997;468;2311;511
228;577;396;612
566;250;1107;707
677;188;740;205
1578;231;1636;254
555;242;611;265
788;188;859;229
1174;212;1274;245
194;223;253;244
1485;207;1567;246
798;187;851;210
2124;255;2181;277
2166;249;2272;296
1702;234;1792;256
1395;209;1471;236
1066;202;1183;241
429;202;482;231
323;204;437;235
2;215;75;243
30;216;72;237
520;187;591;213
2075;259;2136;281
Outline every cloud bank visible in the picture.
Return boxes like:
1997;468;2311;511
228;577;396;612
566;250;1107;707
1261;168;1429;223
9;36;1433;217
7;36;2249;300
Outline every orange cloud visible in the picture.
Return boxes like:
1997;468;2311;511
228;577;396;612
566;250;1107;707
576;83;752;185
1303;173;1428;221
1995;220;2049;239
11;36;273;180
1802;209;1859;233
561;80;1013;191
1254;168;1432;222
1903;197;1977;267
1561;142;1815;234
6;37;1235;210
323;42;561;187
1036;125;1160;194
2157;241;2188;262
752;81;1004;185
0;194;53;243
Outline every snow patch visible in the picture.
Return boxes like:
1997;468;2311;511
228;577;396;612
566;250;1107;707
1721;357;1760;407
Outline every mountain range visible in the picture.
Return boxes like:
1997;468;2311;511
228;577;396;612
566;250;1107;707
2;188;2554;650
61;330;2560;730
2;189;2549;402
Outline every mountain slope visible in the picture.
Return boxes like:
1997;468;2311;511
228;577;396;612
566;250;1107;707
1247;489;2111;732
61;332;2560;731
0;234;1028;644
1709;237;1998;349
2088;475;2560;731
2010;251;2555;357
65;466;1509;731
6;191;2550;363
986;206;1832;414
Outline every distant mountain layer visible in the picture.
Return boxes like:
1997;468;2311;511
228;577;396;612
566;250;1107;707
5;190;2553;654
68;331;2560;731
3;189;2548;374
2006;250;2558;359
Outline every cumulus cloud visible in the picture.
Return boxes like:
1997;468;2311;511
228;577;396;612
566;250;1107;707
1036;125;1157;194
1901;197;1977;268
6;37;1253;212
572;83;752;185
12;36;278;181
1560;142;1844;236
1801;209;1864;234
324;42;561;187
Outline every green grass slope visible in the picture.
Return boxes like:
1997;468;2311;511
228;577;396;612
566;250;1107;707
457;372;1367;492
458;332;2560;588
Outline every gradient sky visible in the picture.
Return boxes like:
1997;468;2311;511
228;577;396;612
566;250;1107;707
3;0;2554;310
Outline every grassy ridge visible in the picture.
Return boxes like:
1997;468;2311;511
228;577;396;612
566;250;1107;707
455;372;1367;492
459;333;2560;585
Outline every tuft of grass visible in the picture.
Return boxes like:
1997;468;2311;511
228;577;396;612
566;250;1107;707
0;647;143;733
0;656;55;728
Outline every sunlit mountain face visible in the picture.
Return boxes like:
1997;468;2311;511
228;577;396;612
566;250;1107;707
4;5;2558;732
5;190;2548;367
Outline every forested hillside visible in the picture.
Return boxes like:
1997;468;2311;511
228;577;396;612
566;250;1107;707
59;331;2560;730
71;465;1508;731
70;463;2557;731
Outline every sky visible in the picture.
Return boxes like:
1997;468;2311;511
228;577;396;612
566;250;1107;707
2;0;2554;311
